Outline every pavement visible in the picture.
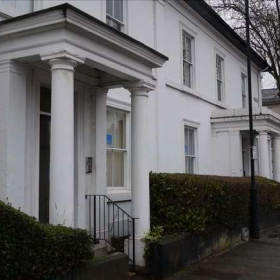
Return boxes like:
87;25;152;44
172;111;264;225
172;225;280;280
131;226;280;280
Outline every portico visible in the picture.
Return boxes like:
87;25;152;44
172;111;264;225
211;107;280;181
0;3;167;265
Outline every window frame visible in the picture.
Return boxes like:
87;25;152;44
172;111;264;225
241;73;247;108
182;119;199;174
106;0;125;32
106;106;130;193
182;29;195;89
216;54;225;102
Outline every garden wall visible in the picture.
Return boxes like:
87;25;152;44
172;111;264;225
148;174;280;279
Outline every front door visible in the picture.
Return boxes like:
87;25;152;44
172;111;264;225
39;87;51;223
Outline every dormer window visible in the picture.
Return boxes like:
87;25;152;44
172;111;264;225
106;0;124;32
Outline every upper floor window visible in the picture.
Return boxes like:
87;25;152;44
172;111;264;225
216;55;224;102
184;126;196;174
241;73;247;108
106;0;124;32
107;108;127;189
182;31;194;88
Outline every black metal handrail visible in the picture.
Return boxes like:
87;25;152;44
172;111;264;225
85;194;137;272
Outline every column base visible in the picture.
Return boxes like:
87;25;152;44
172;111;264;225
124;236;146;267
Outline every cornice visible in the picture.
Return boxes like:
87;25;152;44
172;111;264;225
65;9;167;68
0;60;27;75
0;4;168;69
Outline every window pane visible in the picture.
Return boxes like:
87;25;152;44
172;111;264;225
107;110;115;148
216;56;222;80
114;0;123;22
184;127;189;155
242;95;246;109
185;128;195;156
188;129;195;155
107;150;113;187
183;32;192;62
217;80;222;101
115;111;126;149
185;157;194;174
242;76;246;95
113;150;125;187
106;0;113;17
183;61;191;87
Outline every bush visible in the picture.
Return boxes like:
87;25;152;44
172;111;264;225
0;201;94;280
150;173;280;236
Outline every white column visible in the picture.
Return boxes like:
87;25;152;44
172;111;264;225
258;131;270;178
95;87;108;195
273;135;280;182
125;80;155;266
49;58;78;227
229;131;243;177
0;60;27;210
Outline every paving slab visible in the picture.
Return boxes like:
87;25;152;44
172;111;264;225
176;226;280;280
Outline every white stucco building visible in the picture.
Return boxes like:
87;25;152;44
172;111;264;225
1;0;279;265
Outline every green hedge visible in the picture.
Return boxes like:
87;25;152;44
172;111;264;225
150;173;280;236
0;201;94;280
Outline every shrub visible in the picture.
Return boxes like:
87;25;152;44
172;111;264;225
150;173;280;236
0;201;94;280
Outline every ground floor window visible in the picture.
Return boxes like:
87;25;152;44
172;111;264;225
106;108;127;189
184;126;196;174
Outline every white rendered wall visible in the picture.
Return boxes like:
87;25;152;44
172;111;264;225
108;0;263;177
39;0;106;22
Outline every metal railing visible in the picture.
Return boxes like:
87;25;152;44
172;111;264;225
85;195;137;272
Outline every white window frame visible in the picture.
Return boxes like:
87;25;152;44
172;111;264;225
241;73;247;108
216;54;225;102
182;29;195;89
182;119;199;174
106;0;126;32
106;106;131;194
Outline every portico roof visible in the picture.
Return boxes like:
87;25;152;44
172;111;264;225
0;3;168;86
211;107;280;134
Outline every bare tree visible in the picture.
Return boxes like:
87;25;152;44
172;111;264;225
206;0;280;92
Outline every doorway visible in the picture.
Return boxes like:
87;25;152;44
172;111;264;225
39;87;51;223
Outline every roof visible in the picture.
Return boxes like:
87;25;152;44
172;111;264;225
262;88;280;105
185;0;268;70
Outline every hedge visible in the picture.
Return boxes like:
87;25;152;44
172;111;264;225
150;173;280;236
0;201;94;280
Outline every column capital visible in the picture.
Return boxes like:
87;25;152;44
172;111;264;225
229;130;240;137
273;134;280;140
49;58;78;72
41;50;85;70
258;130;269;136
124;80;155;96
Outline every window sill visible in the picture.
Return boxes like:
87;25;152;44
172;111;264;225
166;78;228;109
107;190;131;202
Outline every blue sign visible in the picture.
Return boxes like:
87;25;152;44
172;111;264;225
107;134;113;146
